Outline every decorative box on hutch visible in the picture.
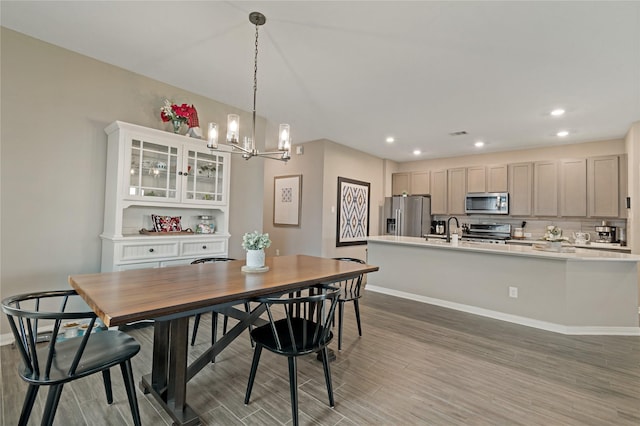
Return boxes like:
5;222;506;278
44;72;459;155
101;121;231;272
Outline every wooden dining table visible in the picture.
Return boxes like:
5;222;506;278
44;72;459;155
68;254;378;426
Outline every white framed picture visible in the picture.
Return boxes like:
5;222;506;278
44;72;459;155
273;174;302;226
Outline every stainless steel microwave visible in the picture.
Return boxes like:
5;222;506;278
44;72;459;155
465;192;509;214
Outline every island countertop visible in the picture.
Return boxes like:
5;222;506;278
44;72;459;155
366;235;640;335
367;235;640;262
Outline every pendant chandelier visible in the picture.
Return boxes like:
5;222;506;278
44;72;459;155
207;12;291;162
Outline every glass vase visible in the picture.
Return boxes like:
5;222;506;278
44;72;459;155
171;119;185;134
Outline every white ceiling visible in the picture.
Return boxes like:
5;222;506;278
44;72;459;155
2;1;639;162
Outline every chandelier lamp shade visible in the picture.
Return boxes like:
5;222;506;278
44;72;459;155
206;12;291;162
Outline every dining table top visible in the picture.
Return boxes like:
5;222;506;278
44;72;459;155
68;255;379;327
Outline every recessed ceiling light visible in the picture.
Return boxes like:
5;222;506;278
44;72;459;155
413;150;421;156
474;141;485;148
386;137;395;143
551;108;565;116
557;130;569;137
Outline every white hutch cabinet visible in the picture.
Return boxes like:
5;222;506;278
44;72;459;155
101;121;231;271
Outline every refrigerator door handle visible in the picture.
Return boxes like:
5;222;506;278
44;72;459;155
395;209;401;236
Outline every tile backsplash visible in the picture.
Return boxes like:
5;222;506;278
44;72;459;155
432;215;627;243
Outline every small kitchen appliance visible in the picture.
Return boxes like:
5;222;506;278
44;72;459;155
465;192;509;215
595;223;616;243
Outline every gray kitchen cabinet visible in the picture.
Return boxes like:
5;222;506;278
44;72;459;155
392;172;410;195
487;164;508;192
447;167;466;215
559;159;587;217
618;154;627;219
466;166;486;193
430;169;447;214
508;162;533;216
410;170;430;195
588;155;619;217
533;160;558;216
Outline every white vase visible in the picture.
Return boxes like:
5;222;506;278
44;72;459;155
246;249;265;268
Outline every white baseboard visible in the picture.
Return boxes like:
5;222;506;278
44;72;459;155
366;285;640;336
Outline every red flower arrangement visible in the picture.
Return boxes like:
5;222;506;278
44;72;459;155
160;99;198;127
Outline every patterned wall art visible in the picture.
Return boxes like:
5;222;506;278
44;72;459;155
273;174;302;226
336;177;370;246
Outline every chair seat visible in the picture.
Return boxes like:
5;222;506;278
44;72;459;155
251;318;333;356
20;331;140;385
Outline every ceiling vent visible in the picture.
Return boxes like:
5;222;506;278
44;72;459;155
449;131;468;136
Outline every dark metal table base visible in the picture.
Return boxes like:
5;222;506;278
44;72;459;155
139;304;267;426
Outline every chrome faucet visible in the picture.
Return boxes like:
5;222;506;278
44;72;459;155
446;216;460;243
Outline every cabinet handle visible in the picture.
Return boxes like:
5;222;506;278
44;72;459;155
178;171;183;176
149;248;155;253
202;245;207;249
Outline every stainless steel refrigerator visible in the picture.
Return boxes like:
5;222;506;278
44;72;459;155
383;195;431;237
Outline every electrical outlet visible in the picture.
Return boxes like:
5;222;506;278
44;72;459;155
276;249;280;256
524;232;532;238
509;286;518;298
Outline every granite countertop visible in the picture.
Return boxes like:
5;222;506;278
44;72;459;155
367;235;640;262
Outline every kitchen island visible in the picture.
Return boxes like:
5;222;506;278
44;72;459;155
366;236;640;335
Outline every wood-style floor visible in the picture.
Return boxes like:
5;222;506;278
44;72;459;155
2;291;639;425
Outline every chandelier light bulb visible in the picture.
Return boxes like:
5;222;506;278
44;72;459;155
551;108;565;116
278;124;291;151
227;114;239;144
207;122;219;149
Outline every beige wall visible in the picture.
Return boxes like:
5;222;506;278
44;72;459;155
264;139;384;262
625;122;640;255
263;140;325;257
0;28;264;335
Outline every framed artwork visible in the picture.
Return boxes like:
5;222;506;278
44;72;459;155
336;177;370;246
273;174;302;226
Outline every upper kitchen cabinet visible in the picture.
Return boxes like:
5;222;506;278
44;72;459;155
533;160;558;216
447;168;466;214
391;172;410;195
392;171;430;195
466;166;486;193
467;165;508;193
410;170;430;195
588;155;619;218
430;169;447;214
559;159;587;217
508;162;533;216
618;154;628;219
487;164;508;192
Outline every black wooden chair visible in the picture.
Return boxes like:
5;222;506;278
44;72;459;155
1;290;141;426
189;258;253;356
331;257;367;350
244;284;340;426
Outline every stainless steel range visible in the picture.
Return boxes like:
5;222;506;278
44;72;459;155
462;223;511;244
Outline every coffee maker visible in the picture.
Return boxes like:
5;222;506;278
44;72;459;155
595;223;616;243
431;220;445;235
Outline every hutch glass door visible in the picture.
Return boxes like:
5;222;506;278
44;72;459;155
185;150;225;203
128;139;179;200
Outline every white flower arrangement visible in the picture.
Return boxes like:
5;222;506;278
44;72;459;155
242;231;272;250
541;226;568;242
